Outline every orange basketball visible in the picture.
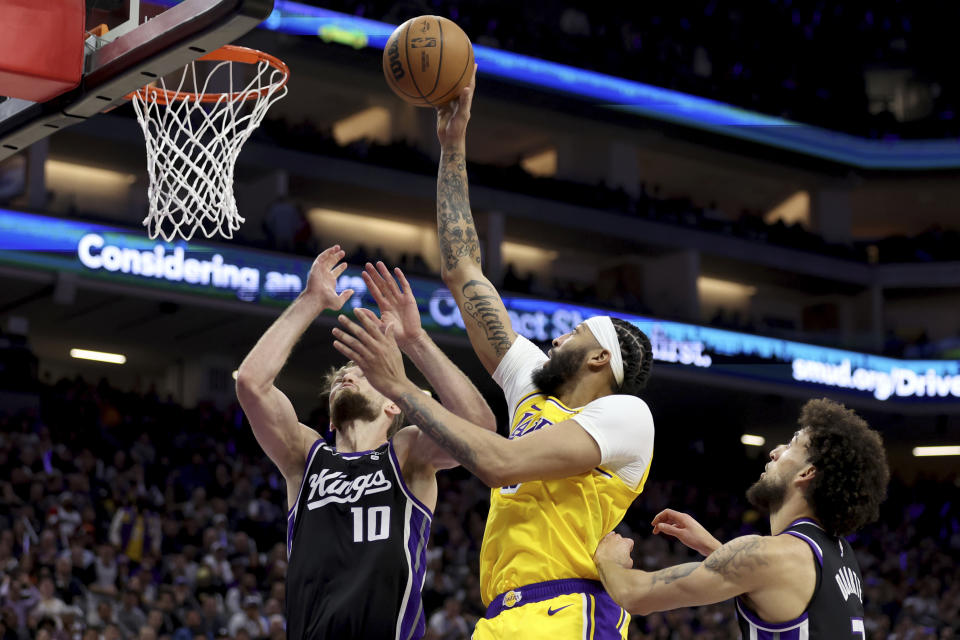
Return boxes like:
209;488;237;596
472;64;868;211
382;15;474;107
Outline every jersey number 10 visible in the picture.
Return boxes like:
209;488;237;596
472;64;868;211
351;506;391;542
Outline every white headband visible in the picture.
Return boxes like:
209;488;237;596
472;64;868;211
583;316;624;387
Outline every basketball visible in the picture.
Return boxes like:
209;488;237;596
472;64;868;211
382;15;474;107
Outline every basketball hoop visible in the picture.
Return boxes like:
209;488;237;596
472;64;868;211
127;45;289;241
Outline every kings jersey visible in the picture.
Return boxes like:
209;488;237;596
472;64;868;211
736;518;866;640
285;439;432;640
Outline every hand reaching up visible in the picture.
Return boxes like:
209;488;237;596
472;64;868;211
651;509;722;557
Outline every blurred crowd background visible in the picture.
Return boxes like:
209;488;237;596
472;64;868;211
0;377;957;639
3;1;960;639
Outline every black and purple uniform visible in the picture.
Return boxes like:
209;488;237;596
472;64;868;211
285;440;432;640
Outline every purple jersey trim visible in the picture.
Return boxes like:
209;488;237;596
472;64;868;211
509;390;543;426
396;506;431;640
286;438;325;557
545;396;577;412
486;578;606;619
287;438;325;517
387;441;434;518
736;598;809;631
385;438;433;640
591;592;627;640
585;595;594;639
788;517;824;530
336;447;381;458
784;530;824;567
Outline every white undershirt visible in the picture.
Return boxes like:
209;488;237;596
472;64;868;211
493;336;654;488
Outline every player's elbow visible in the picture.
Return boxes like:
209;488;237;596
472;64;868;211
487;457;529;488
477;456;513;489
597;580;644;615
235;368;268;402
626;596;656;617
617;588;658;616
440;268;464;290
440;263;481;289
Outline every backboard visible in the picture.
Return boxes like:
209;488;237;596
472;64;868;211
0;0;274;162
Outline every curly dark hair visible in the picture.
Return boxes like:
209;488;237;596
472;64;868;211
320;362;406;439
799;398;889;537
610;318;653;396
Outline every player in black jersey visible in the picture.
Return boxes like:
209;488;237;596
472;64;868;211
593;398;889;640
236;245;495;640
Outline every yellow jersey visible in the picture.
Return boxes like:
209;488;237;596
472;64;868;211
481;336;654;605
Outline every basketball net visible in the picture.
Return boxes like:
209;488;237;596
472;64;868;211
129;46;289;242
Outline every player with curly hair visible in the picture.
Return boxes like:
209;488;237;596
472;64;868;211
594;397;890;639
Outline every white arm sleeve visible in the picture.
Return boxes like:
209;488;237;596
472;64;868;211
492;335;549;417
570;395;654;489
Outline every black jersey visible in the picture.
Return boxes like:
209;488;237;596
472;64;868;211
736;518;865;640
285;439;432;640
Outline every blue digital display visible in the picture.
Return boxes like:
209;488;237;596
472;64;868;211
2;207;958;404
239;2;960;170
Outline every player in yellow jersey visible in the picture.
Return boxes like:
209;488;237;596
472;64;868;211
330;66;655;640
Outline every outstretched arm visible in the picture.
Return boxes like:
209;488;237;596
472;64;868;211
236;246;354;499
594;533;773;615
331;309;602;487
436;66;517;375
361;261;496;469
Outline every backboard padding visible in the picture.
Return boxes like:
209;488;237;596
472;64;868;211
0;0;274;162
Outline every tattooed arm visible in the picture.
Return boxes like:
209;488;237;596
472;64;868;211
435;65;518;375
331;309;602;487
594;533;778;615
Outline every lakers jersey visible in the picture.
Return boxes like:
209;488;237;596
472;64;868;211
482;336;655;605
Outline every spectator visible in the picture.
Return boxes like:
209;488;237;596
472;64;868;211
89;545;119;598
225;572;259;618
109;498;162;565
3;571;40;632
51;557;84;607
115;589;147;638
1;373;957;638
172;608;205;640
32;577;68;627
426;597;469;640
86;600;115;629
228;596;267;638
48;494;82;545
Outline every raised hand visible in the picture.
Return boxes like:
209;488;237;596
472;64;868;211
651;509;722;557
361;262;422;348
594;532;635;570
303;245;354;311
331;308;408;400
436;64;477;147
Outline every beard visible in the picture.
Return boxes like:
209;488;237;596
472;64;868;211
746;472;789;515
330;389;380;426
531;345;588;398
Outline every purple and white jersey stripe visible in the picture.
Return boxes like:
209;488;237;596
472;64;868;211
735;518;866;640
286;438;325;558
285;439;432;639
388;443;432;640
737;599;810;640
